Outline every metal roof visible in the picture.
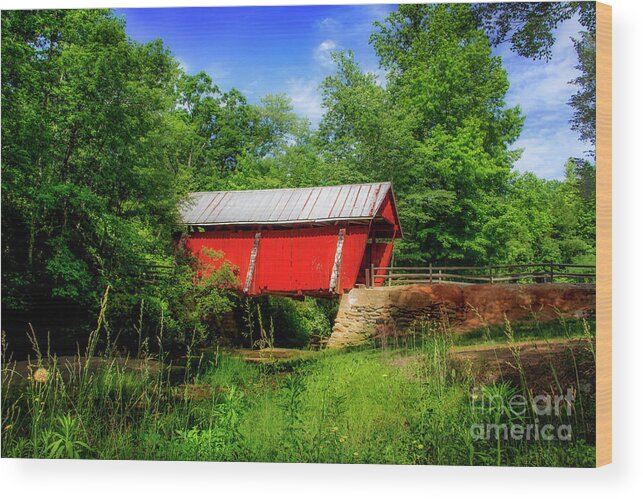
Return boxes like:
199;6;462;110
180;182;395;227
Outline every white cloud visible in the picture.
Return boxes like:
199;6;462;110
241;79;260;97
366;3;394;23
314;39;338;68
286;78;324;125
498;17;592;178
513;126;590;180
176;57;190;73
317;17;340;32
504;20;582;114
203;61;231;85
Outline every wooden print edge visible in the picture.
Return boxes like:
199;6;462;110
596;1;612;467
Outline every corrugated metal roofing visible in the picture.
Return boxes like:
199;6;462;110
180;182;394;226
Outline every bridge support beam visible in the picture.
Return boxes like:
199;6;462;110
244;231;261;293
329;228;346;293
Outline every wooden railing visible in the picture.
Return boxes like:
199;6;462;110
365;263;596;287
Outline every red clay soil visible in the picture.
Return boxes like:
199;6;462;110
380;283;595;332
459;284;595;330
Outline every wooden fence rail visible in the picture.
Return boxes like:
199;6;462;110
366;263;596;287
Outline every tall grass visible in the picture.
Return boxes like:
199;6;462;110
1;312;595;466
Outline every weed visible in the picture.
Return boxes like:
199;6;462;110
42;414;92;459
1;312;596;466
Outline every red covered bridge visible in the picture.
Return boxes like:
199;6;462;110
179;182;402;297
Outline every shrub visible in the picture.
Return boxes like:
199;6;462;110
262;296;335;347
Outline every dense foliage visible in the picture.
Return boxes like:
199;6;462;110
1;5;596;346
568;31;596;149
471;1;596;60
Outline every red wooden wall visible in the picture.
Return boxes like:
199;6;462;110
354;241;395;286
183;224;371;295
371;242;395;286
183;230;254;286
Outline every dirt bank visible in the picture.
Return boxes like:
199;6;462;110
329;283;595;347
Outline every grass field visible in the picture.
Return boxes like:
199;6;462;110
1;319;596;466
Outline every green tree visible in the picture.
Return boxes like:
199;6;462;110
1;10;185;335
471;1;596;60
568;31;596;148
226;94;321;190
366;4;524;264
173;71;254;191
471;2;597;154
482;159;596;266
559;157;596;258
318;51;416;187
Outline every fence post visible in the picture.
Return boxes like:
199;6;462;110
370;263;375;288
429;263;433;284
549;262;554;283
489;265;494;284
365;268;370;288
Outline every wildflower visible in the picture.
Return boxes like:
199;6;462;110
5;424;12;431
33;367;49;383
339;437;346;443
417;443;424;450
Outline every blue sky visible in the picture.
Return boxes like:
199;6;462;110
116;4;591;180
